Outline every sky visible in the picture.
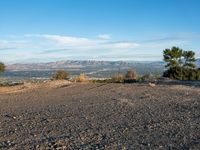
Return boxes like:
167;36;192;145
0;0;200;64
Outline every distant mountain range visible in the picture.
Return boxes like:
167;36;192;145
196;58;200;67
7;59;200;71
4;59;200;78
7;60;165;71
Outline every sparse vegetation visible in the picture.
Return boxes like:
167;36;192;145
53;70;70;80
111;74;124;83
0;62;6;86
92;70;139;83
76;73;89;82
90;79;112;83
0;62;5;73
163;47;200;80
124;69;138;83
139;73;152;81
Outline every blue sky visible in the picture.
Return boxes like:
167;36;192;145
0;0;200;63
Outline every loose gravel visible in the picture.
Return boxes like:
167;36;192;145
0;83;200;149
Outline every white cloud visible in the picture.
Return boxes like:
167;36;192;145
4;33;198;63
24;34;139;50
97;34;111;40
0;40;28;49
108;42;139;49
25;34;97;46
42;35;96;46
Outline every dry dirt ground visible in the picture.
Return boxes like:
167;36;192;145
0;82;200;149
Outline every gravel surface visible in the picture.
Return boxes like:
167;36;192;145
0;83;200;149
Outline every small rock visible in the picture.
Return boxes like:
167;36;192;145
149;83;156;87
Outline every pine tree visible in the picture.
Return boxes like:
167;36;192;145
182;51;196;69
163;47;199;80
163;46;183;69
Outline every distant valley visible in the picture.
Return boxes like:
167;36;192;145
3;59;200;79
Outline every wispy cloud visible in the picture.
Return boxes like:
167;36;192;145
95;54;162;61
97;34;111;40
1;33;199;63
105;41;139;49
24;34;139;50
0;47;16;51
0;34;141;63
143;33;200;43
25;34;97;46
40;48;71;54
0;39;28;50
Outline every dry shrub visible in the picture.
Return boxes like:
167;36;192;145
124;69;138;83
125;69;138;80
112;74;124;83
76;73;89;82
53;70;70;80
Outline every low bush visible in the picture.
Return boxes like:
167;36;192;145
197;69;200;80
76;73;89;82
124;69;138;83
163;67;200;80
53;70;70;80
139;74;151;81
111;74;124;83
0;62;5;72
90;79;112;83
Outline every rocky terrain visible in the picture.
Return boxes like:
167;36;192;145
0;83;200;149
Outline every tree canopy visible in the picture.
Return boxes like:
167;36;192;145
182;51;196;69
163;47;199;80
163;47;183;68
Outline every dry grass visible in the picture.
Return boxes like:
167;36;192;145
0;80;72;94
75;73;89;82
111;74;124;83
125;69;138;80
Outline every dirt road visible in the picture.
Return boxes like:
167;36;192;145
0;83;200;149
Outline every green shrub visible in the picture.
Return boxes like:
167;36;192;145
0;62;5;72
197;69;200;80
139;74;151;81
53;70;70;80
163;67;200;80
